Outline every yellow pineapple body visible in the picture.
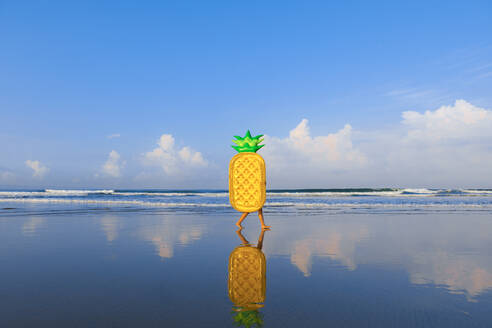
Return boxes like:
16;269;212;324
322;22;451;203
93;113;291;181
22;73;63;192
229;153;266;213
228;246;266;309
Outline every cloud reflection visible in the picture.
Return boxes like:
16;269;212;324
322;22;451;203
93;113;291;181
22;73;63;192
139;217;204;260
409;251;492;299
22;217;45;236
265;215;492;300
100;215;120;242
266;221;368;277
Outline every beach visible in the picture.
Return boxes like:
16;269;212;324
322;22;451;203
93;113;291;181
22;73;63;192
0;189;491;327
3;0;491;325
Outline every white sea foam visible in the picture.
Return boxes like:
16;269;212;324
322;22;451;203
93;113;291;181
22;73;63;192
460;189;492;194
267;191;403;197
1;188;492;200
0;198;229;207
268;189;442;197
0;198;490;209
45;189;114;195
0;189;115;197
112;192;229;197
265;202;491;208
0;191;46;197
400;188;440;194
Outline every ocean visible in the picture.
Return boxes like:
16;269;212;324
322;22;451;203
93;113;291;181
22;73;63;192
1;188;492;215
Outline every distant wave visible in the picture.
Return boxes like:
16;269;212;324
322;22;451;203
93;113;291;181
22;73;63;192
0;190;225;197
267;191;403;197
0;189;114;197
399;188;440;195
265;202;492;208
45;189;114;195
1;198;492;209
0;198;229;207
461;189;492;194
43;188;492;197
0;188;492;199
268;188;492;197
112;191;229;197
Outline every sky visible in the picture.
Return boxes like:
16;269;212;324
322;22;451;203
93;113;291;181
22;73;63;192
1;0;492;189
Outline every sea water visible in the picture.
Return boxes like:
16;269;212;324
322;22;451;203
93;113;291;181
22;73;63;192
1;188;492;215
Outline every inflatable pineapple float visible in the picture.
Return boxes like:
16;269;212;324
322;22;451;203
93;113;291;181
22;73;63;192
228;229;267;327
229;130;269;229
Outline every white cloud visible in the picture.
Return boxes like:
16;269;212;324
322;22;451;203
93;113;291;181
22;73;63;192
0;171;15;183
402;99;492;141
107;133;121;139
11;100;492;188
387;88;434;99
259;100;492;187
102;150;125;178
143;134;207;175
370;100;492;186
261;119;367;187
25;160;49;178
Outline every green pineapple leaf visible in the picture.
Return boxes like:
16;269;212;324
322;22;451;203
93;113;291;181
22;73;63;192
231;130;265;153
231;308;264;328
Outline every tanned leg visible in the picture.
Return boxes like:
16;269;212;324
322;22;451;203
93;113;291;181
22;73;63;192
236;212;249;230
235;229;250;245
256;229;267;250
258;208;270;230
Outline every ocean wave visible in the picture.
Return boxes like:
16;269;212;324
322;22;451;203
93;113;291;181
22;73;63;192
0;189;115;197
267;189;487;197
0;198;229;207
1;198;491;209
0;191;46;197
1;188;492;199
400;188;440;195
460;189;492;194
45;189;114;195
267;191;403;197
265;202;492;208
112;192;229;197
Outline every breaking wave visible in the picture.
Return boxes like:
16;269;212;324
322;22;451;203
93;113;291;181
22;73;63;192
1;188;491;198
45;189;115;195
1;198;491;209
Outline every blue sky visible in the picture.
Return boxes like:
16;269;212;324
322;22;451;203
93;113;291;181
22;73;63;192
1;1;492;188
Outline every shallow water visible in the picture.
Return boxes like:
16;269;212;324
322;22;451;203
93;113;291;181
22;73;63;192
1;207;492;327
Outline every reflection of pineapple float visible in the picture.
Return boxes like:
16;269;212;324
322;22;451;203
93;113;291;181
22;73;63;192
228;229;267;328
229;131;269;229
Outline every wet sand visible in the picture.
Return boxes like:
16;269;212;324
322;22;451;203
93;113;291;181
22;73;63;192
1;208;492;327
